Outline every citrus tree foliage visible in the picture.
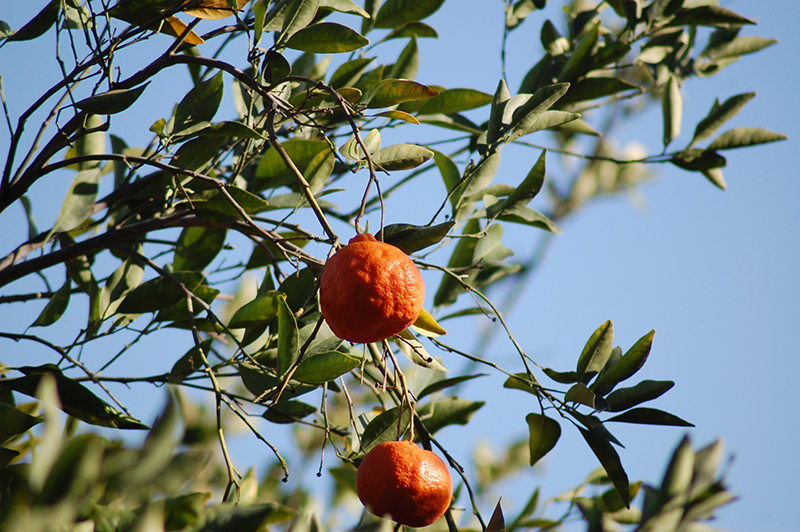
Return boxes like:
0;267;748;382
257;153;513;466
0;1;783;531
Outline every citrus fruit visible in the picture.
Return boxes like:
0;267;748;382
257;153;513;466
319;233;425;343
356;440;452;528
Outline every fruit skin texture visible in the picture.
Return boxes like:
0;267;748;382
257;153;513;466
319;233;425;343
356;441;452;528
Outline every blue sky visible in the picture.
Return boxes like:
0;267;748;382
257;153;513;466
1;1;797;531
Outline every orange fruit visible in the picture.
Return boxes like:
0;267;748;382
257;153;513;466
356;440;452;528
319;233;425;343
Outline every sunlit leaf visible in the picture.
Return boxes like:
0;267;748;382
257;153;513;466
410;307;448;337
577;320;614;381
292;351;361;384
417;88;493;115
184;0;249;19
285;22;369;53
707;127;787;151
690;92;755;147
373;0;446;29
592;330;654;391
371;143;433;171
52;168;101;233
364;79;439;108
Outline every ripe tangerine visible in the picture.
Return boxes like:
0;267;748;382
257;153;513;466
356;440;452;528
319;233;424;343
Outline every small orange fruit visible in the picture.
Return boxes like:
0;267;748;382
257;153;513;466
319;233;425;343
356;440;452;528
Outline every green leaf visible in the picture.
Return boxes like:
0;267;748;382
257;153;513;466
606;407;693;426
118;272;205;314
52;168;102;233
365;79;440;109
320;0;370;17
495;204;561;233
667;5;755;27
592;330;655;391
701;36;777;61
579;427;630;508
565;382;607;412
560;20;600;82
560;77;638;105
155;284;220;323
381;21;439;41
502;373;540;396
417;397;485;434
329;57;374;88
190;186;271;216
525;413;561;466
473;223;513;265
75;83;150;115
418;88;493;115
371;143;434;171
662;74;682;148
263;400;317;423
455;152;501;220
195;120;265;139
433;219;480;306
292;351;361;384
707;127;787;151
489;149;546;217
487;79;512;146
605;380;674;412
31;279;71;327
278;0;320;43
5;0;60;42
39;432;106;504
174;227;227;272
506;0;545;31
373;0;446;29
660;434;694;498
201;503;287;532
417;374;487;400
0;403;42;445
390;36;419;80
433;149;462;209
507;83;570;136
284;22;369;53
277;293;299;377
670;149;726;172
1;365;149;429
576;320;614;381
543;367;579;384
377;221;454;254
174;71;224;137
689;92;755;147
255;139;329;186
360;407;412;452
